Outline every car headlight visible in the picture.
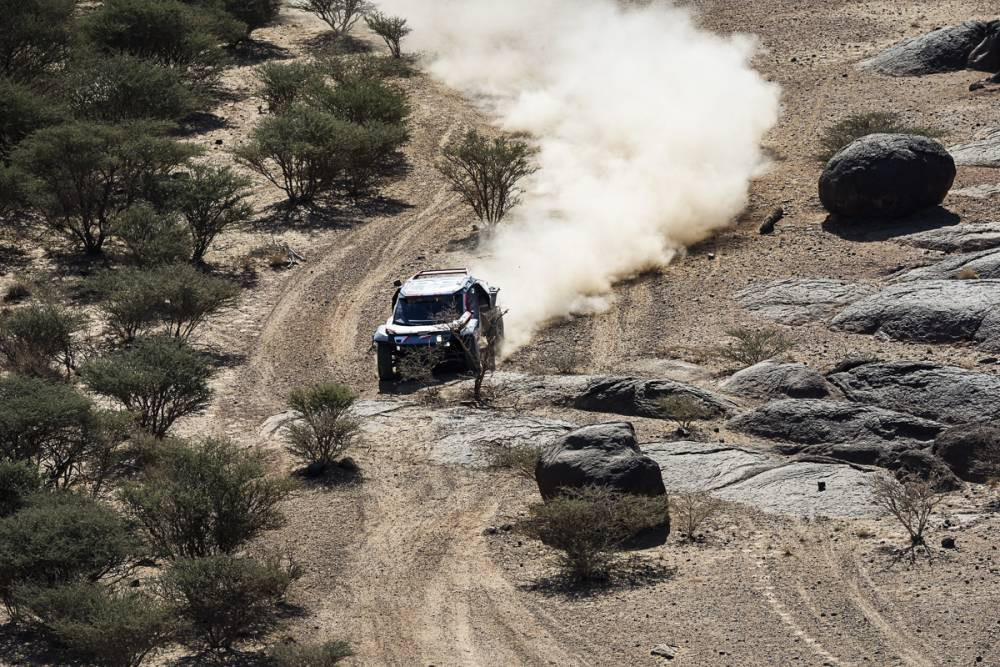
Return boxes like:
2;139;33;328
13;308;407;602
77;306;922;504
436;334;443;343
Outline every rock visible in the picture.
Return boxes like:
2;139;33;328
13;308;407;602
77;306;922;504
651;644;678;659
735;279;877;325
828;360;1000;425
570;377;735;420
830;280;1000;349
819;134;955;219
893;249;1000;281
535;422;666;500
941;536;957;549
859;22;992;76
897;222;1000;252
933;423;1000;483
721;361;832;399
890;449;962;490
949;185;1000;200
968;22;1000;72
728;399;943;450
259;410;301;439
949;128;1000;168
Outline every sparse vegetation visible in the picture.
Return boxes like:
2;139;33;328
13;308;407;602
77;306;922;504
296;0;373;35
114;204;193;266
481;441;540;481
517;486;668;580
285;382;361;473
867;472;945;561
0;302;83;379
365;11;411;59
715;326;795;368
270;640;354;666
817;112;944;162
437;129;538;227
671;490;721;542
656;394;714;430
257;61;323;114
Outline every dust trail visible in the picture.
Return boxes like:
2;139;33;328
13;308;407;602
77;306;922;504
380;0;781;351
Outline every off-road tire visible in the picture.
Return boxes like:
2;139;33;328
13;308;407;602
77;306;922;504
376;342;399;381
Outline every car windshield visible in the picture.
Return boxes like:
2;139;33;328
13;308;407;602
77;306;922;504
394;293;464;325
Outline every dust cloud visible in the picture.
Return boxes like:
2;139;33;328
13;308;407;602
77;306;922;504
380;0;781;352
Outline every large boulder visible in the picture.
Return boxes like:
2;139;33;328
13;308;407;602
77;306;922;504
897;222;1000;253
830;280;1000;349
949;128;1000;168
828;361;1000;425
819;134;955;219
569;377;734;420
893;248;1000;281
968;21;1000;72
735;279;877;325
860;21;993;76
933;424;1000;483
535;422;666;500
721;361;832;399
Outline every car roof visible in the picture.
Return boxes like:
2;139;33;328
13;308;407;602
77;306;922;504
399;269;473;297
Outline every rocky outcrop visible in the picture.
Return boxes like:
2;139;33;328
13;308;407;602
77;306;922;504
721;361;832;400
893;248;1000;281
860;21;994;76
570;377;734;420
735;279;876;325
830;280;1000;349
968;23;1000;72
535;422;666;500
933;424;1000;483
828;361;1000;425
897;222;1000;253
819;134;955;219
949;128;1000;168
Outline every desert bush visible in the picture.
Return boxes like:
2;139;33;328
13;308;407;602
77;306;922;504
715;326;795;368
12;120;197;253
307;76;410;125
0;166;30;216
3;280;32;303
0;492;142;613
867;472;945;560
0;0;75;82
122;438;292;557
62;53;200;122
269;640;354;666
0;302;83;379
22;583;178;667
365;11;410;59
656;394;714;430
168;163;253;263
81;337;214;437
517;486;668;580
0;461;41;517
257;61;324;114
481;441;540;481
285;382;360;472
335;120;408;201
322;53;404;83
114;204;194;266
154;264;241;338
160;553;299;652
671;490;721;542
220;0;283;34
437;129;538;226
817;111;943;162
296;0;373;35
88;270;166;343
0;78;64;162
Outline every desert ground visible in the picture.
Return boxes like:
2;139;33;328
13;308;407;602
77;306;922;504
4;0;1000;665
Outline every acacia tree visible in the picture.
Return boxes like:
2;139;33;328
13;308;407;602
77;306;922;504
0;0;75;82
167;164;253;263
867;472;945;562
437;130;538;227
365;11;410;59
296;0;373;35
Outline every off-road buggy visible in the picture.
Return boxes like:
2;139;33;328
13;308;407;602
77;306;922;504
373;269;504;382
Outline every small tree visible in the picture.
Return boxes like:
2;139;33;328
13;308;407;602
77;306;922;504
155;264;241;338
715;326;795;368
256;61;323;115
222;0;283;35
655;394;714;431
285;382;360;472
0;302;84;379
270;640;354;666
114;204;193;266
168;164;253;263
0;461;41;517
671;490;721;542
296;0;373;35
518;486;668;580
307;76;410;125
442;306;506;405
0;0;75;82
21;583;178;667
867;472;945;561
88;270;166;343
81;337;214;437
121;438;292;557
365;11;410;59
437;129;538;226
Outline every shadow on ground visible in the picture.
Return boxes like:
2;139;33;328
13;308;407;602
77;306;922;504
822;206;961;242
523;556;677;600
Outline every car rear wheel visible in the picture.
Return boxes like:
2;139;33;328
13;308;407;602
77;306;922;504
376;342;399;381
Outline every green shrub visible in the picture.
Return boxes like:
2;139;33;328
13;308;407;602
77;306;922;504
715;326;795;368
167;163;253;263
517;486;668;580
0;0;75;82
88;270;166;343
12;121;198;253
155;264;241;338
323;53;405;83
220;0;283;34
114;204;194;266
307;76;409;125
161;553;299;652
0;78;64;162
0;461;41;517
336;120;408;200
0;303;83;379
269;640;354;666
0;492;142;613
817;111;944;162
365;11;410;59
62;53;200;122
285;383;359;472
257;61;324;114
22;583;178;667
0;165;30;215
122;438;292;557
296;0;373;35
81;337;214;437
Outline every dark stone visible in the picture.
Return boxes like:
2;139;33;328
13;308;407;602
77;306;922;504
819;134;955;219
861;22;992;76
722;361;832;399
968;22;1000;72
941;536;957;549
933;423;1000;483
890;449;962;490
570;377;734;420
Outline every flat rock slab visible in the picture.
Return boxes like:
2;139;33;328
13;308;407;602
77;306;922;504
897;222;1000;252
829;361;1000;425
860;21;992;76
643;441;879;518
570;376;736;420
949;128;1000;167
830;279;1000;349
950;185;1000;200
735;279;877;325
721;361;833;399
893;248;1000;281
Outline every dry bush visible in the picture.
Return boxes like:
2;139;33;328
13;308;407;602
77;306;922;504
548;347;581;375
285;382;360;473
3;280;32;303
270;640;354;666
955;267;980;280
365;11;410;58
671;490;721;542
867;472;945;561
656;394;713;430
715;326;795;368
395;345;445;384
480;440;540;481
295;0;373;35
817;112;944;162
